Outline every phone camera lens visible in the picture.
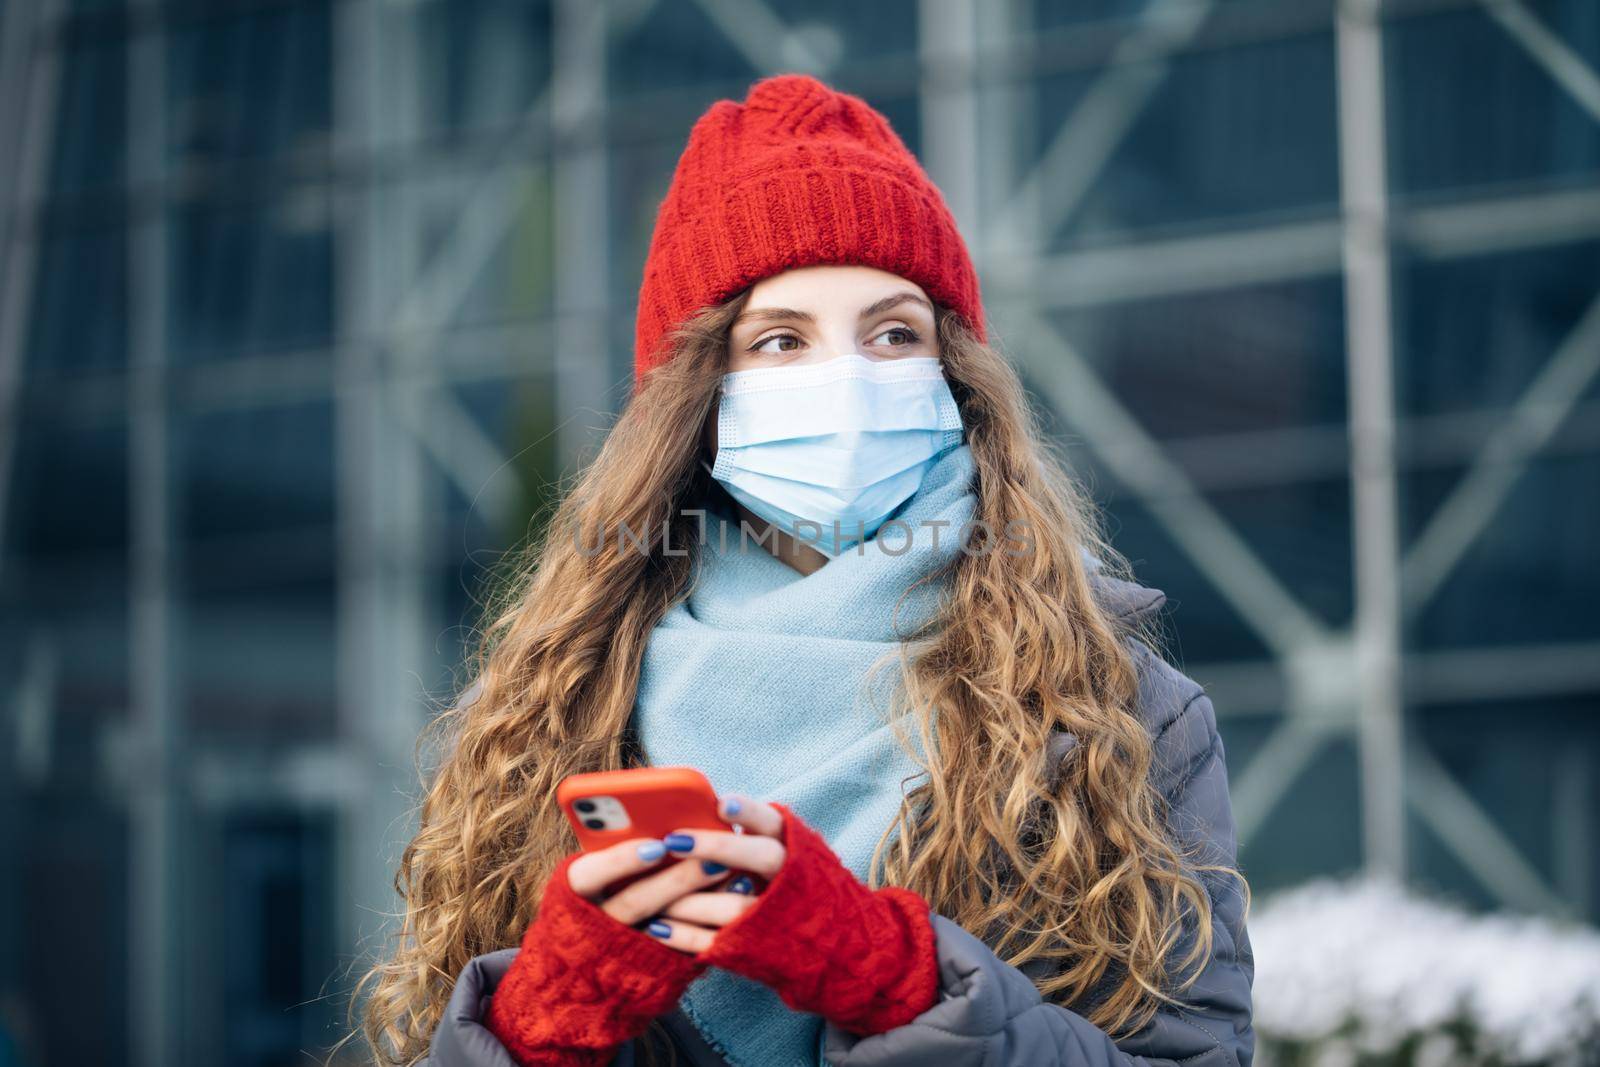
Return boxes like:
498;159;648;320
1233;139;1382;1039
583;818;607;831
574;799;597;814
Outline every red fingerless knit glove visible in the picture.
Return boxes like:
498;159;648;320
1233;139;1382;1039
483;851;710;1067
695;801;939;1036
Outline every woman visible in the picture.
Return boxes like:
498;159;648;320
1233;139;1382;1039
351;72;1254;1067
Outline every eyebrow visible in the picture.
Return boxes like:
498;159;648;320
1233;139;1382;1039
732;291;935;330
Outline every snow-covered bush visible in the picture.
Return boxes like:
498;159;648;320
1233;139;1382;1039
1249;876;1600;1067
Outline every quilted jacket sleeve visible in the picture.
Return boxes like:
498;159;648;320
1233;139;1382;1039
417;949;641;1067
420;949;522;1067
821;687;1255;1067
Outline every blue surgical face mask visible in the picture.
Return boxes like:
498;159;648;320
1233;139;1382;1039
700;353;965;556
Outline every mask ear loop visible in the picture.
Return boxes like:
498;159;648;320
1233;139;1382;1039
699;375;732;485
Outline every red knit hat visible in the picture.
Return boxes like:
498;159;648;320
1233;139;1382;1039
633;73;987;383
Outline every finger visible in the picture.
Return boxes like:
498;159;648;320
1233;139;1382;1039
642;916;718;955
601;854;736;926
660;827;785;878
716;794;784;838
658;890;759;929
566;837;670;899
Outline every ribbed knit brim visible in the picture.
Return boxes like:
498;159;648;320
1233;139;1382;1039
633;73;986;383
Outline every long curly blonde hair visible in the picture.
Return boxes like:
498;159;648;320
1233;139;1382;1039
343;290;1242;1065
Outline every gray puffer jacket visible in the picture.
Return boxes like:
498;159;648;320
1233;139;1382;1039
422;571;1254;1067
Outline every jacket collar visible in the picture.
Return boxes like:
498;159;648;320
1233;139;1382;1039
1086;568;1167;625
1079;545;1167;625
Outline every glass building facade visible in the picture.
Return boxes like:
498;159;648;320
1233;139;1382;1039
0;1;1596;1064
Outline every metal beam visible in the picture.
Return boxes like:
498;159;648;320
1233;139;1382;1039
390;385;530;526
1479;0;1600;125
1191;638;1600;716
971;0;1040;277
1401;640;1600;704
0;0;33;259
986;218;1344;307
1335;0;1406;880
35;318;555;418
988;0;1216;253
551;0;620;476
1554;745;1594;917
919;0;983;255
1400;185;1600;259
1402;288;1600;614
126;5;178;1065
1009;306;1332;657
324;8;629;533
332;0;421;997
1232;718;1342;848
986;185;1600;309
1409;741;1571;916
0;0;59;582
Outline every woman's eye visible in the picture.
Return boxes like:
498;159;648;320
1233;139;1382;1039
751;333;801;354
870;326;921;347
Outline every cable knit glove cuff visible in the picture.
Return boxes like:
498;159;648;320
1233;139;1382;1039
484;851;710;1067
695;801;939;1036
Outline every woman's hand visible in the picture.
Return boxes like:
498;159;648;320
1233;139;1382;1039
559;793;937;1037
688;799;941;1036
482;830;729;1067
639;793;787;953
563;793;785;954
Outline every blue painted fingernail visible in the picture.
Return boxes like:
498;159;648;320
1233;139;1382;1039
701;860;727;875
647;921;672;938
663;833;695;853
637;840;666;862
727;875;754;894
723;797;742;815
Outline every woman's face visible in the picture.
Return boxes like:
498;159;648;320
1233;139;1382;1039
698;264;943;574
702;264;942;459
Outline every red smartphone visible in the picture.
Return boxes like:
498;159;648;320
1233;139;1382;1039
556;766;765;894
558;765;724;850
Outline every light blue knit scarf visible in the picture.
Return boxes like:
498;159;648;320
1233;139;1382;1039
630;442;979;1067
